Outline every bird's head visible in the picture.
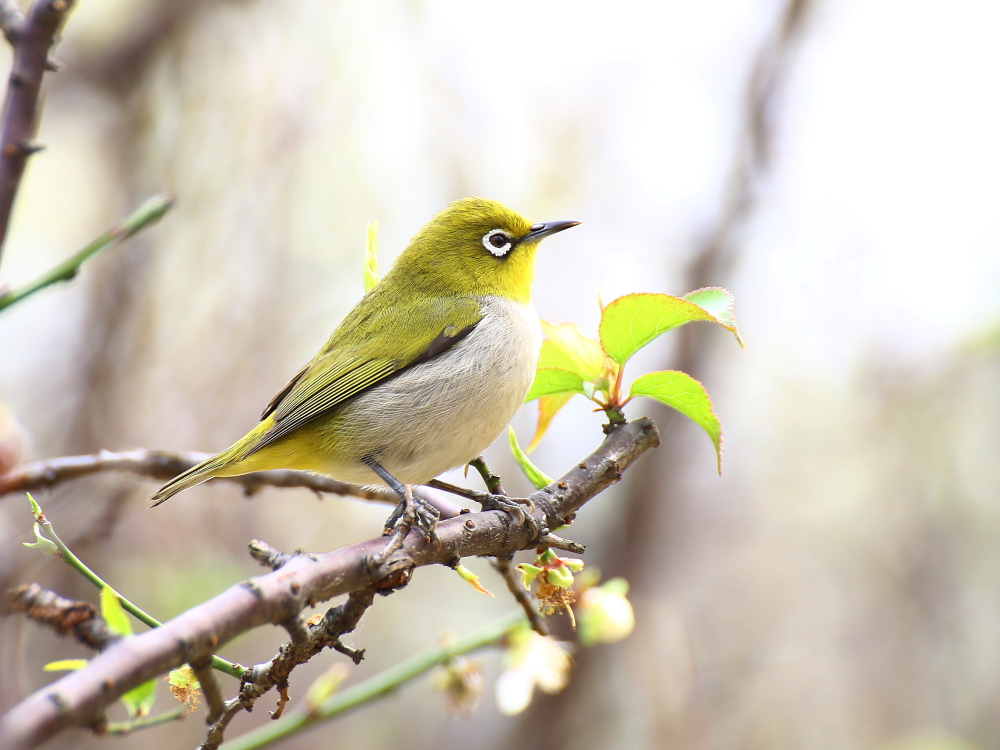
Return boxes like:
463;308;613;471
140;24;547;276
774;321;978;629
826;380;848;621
391;197;579;304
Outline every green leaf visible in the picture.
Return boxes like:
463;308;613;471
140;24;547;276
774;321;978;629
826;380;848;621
683;287;744;347
100;588;154;716
524;368;586;402
363;221;379;293
44;659;89;672
120;678;157;719
599;292;738;365
628;370;723;473
26;492;42;519
508;427;553;489
527;392;573;452
454;563;494;596
100;587;133;638
23;523;58;555
539;321;606;379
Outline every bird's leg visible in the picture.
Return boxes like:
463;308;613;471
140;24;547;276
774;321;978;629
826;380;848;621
362;457;439;548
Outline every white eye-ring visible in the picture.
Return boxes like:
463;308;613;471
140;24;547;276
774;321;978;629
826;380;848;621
482;229;513;257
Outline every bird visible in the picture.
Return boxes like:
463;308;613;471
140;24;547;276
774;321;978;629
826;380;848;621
150;197;579;537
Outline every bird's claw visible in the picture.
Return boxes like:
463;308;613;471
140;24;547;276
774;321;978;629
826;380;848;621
477;493;540;540
382;490;440;543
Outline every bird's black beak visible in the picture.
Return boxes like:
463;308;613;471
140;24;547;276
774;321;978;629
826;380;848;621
520;220;581;244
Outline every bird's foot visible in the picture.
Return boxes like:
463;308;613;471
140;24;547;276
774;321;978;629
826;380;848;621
476;493;540;540
382;489;440;540
375;486;440;564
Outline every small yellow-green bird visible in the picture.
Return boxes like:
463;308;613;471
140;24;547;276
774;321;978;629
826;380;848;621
151;197;578;532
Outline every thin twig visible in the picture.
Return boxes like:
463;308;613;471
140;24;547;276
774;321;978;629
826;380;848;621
0;418;659;750
191;658;226;724
222;610;524;750
103;706;186;735
469;455;505;495
538;533;586;554
0;0;25;43
492;556;548;636
0;193;175;312
0;0;75;267
0;449;461;517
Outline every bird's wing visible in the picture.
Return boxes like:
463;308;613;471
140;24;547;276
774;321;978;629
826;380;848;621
248;295;483;454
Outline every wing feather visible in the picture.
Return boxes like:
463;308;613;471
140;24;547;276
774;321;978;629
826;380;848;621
247;296;483;455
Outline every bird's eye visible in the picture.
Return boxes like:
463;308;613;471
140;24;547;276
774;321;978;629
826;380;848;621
482;229;512;257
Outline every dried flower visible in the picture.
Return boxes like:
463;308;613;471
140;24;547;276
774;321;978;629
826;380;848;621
167;665;201;710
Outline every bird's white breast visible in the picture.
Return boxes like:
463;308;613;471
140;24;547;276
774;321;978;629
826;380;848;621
330;295;541;485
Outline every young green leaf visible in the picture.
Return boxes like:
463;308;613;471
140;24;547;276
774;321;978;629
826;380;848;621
100;587;156;716
23;524;58;555
454;563;494;597
628;370;723;473
100;587;133;638
539;321;606;379
43;659;88;672
683;287;744;347
120;677;157;719
363;221;379;293
527;392;573;452
599;292;736;365
508;427;553;489
524;368;586;402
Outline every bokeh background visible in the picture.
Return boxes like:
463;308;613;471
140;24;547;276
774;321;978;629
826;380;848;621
2;0;1000;748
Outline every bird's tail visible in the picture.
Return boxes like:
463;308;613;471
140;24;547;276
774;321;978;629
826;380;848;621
149;420;276;507
149;454;228;507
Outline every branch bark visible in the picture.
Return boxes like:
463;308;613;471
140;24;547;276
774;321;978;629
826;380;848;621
0;0;75;266
0;418;658;750
8;583;116;652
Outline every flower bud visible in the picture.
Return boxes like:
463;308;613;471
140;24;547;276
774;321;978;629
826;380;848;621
577;577;635;646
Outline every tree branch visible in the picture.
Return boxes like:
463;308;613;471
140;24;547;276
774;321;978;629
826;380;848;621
8;583;117;652
0;418;658;750
0;193;175;312
0;447;462;517
0;448;385;503
0;0;75;267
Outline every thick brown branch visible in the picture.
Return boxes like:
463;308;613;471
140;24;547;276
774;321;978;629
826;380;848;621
0;449;462;517
0;0;74;265
8;583;116;652
0;418;658;750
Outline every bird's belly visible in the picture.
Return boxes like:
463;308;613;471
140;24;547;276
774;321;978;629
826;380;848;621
311;295;541;485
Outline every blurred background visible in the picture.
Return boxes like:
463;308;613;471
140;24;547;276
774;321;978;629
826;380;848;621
2;0;1000;748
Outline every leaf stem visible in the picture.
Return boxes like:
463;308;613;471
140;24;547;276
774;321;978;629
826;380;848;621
220;611;524;750
104;705;187;735
0;193;175;313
